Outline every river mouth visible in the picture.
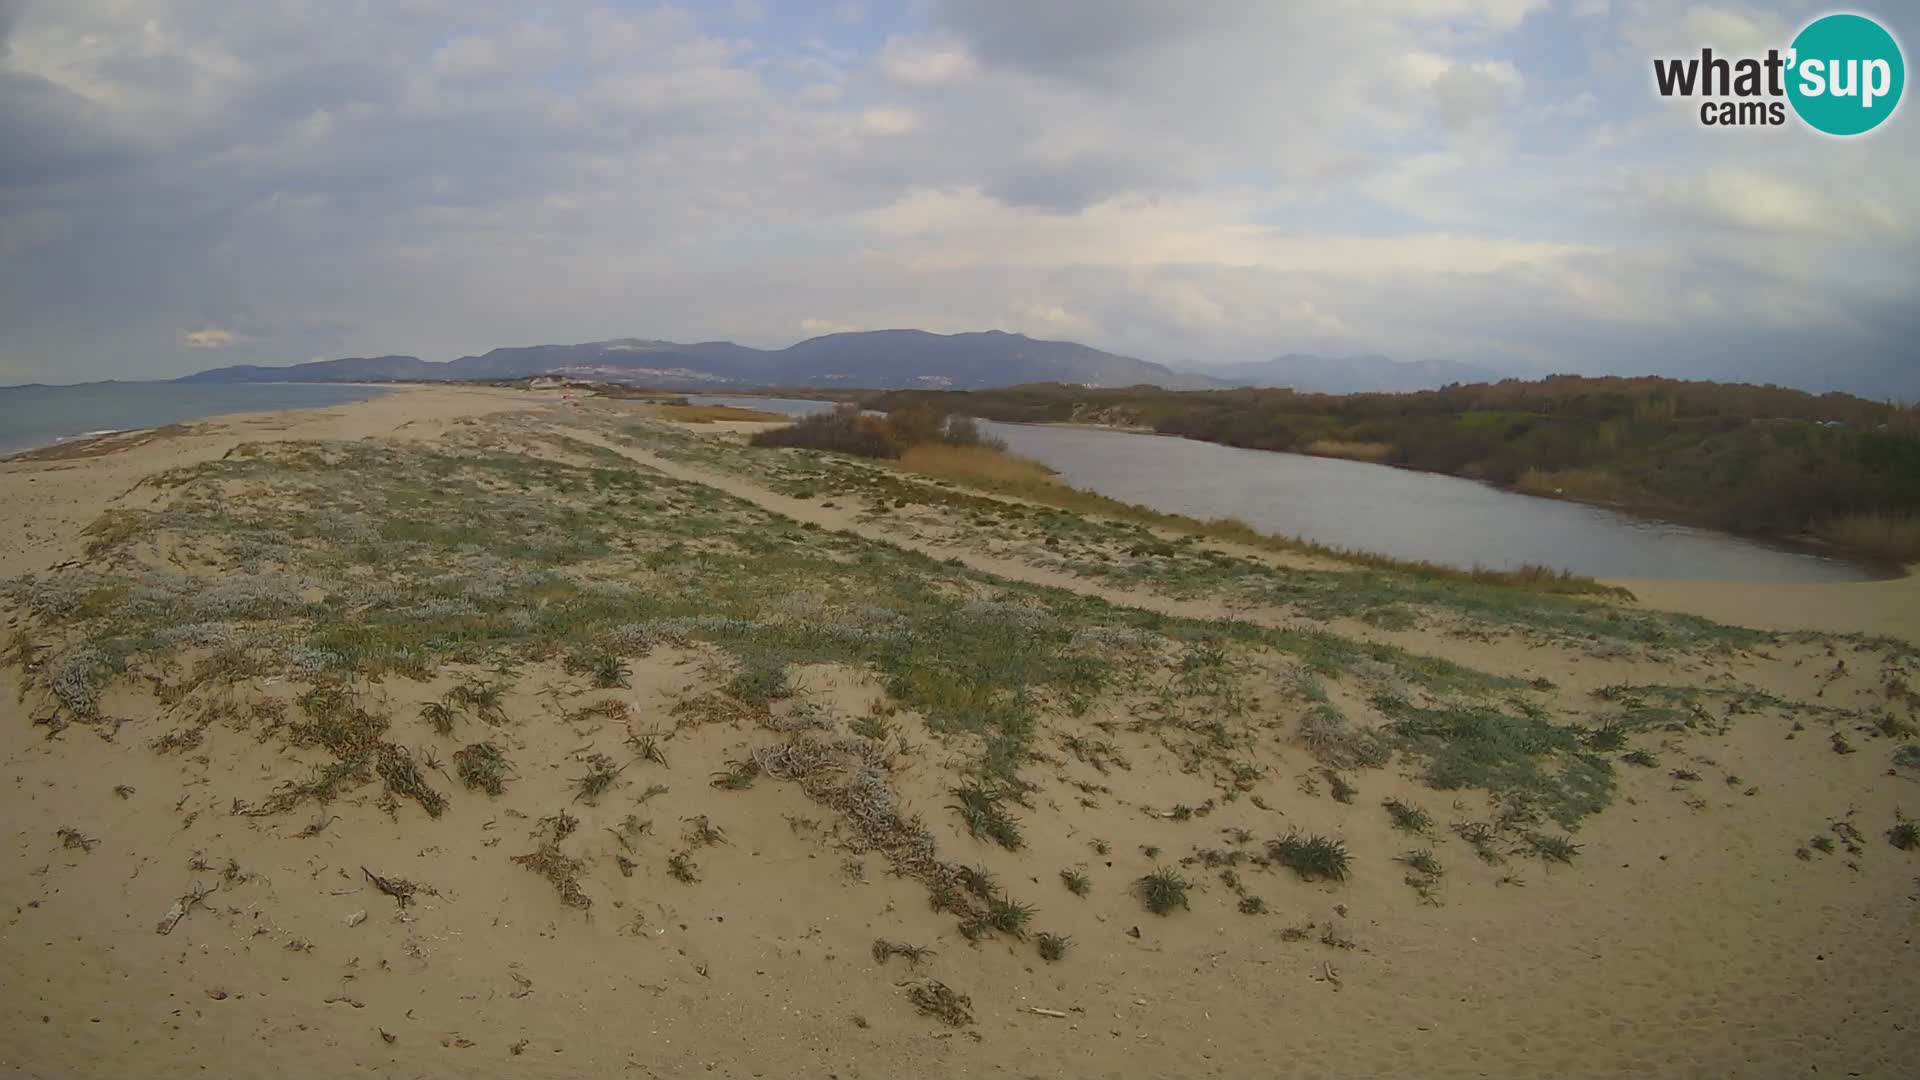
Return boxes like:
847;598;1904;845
689;395;1884;585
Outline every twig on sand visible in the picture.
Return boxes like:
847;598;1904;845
363;866;434;909
156;881;216;935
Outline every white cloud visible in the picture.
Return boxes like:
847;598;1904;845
800;317;857;335
0;0;1911;395
878;34;976;85
185;327;237;348
856;106;920;135
431;35;500;79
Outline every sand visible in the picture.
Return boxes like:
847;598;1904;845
2;388;1917;1079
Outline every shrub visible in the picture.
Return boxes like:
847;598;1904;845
1137;867;1190;914
1268;832;1351;882
750;406;902;459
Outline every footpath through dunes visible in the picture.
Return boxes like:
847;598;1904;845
1;391;1918;1079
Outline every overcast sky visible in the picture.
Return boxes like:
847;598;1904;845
1;1;1915;395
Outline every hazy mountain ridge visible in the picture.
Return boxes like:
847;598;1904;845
179;330;1226;391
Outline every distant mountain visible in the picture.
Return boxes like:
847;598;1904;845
1197;354;1507;394
179;330;1225;391
176;355;443;384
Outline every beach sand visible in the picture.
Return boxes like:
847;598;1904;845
2;388;1916;1078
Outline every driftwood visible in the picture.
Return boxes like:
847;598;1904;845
156;881;215;934
362;866;431;909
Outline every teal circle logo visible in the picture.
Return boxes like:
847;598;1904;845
1787;13;1904;136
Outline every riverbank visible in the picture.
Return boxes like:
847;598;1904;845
864;381;1920;567
3;388;1917;1078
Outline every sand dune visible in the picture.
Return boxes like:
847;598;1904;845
3;389;1916;1078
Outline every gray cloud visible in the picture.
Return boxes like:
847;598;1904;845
0;0;1913;397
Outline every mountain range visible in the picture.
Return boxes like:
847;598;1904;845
179;330;1506;393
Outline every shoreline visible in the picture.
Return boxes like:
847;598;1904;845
0;380;402;458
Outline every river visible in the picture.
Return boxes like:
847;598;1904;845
689;395;1876;583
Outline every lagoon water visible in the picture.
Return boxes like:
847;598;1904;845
691;395;1874;584
0;382;393;455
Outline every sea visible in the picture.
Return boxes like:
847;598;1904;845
0;382;393;455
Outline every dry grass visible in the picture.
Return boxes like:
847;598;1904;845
1303;439;1393;463
906;980;973;1027
1514;467;1637;504
1813;513;1920;564
657;404;788;424
512;843;592;909
897;443;1058;487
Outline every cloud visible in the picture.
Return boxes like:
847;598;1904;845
185;327;237;348
878;34;975;85
0;0;1911;397
855;106;919;135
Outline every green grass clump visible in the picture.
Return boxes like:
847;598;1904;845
1582;724;1629;751
1621;749;1658;767
1237;895;1267;914
956;864;998;899
1138;866;1190;914
1383;798;1430;834
1268;832;1351;882
419;700;457;735
1059;868;1092;896
1036;932;1071;962
710;759;761;790
375;746;447;818
1523;832;1581;864
949;782;1024;850
453;741;510;795
727;662;792;706
450;680;506;724
588;653;631;689
573;752;623;804
1889;817;1919;851
1399;848;1444;877
972;895;1034;939
667;851;698;883
1374;697;1614;828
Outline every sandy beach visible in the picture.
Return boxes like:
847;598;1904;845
3;387;1917;1079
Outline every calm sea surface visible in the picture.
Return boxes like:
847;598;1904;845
0;382;393;454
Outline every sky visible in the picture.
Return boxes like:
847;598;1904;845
1;0;1916;396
